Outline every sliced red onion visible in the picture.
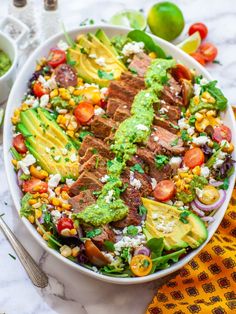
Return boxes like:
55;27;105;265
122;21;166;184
190;202;205;217
17;169;24;186
193;190;226;212
209;179;223;187
134;246;151;256
202;216;215;223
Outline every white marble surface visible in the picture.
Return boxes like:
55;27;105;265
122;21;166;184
0;1;236;314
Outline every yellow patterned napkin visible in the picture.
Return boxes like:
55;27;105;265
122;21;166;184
146;188;236;314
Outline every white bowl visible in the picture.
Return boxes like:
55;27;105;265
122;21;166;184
3;25;236;284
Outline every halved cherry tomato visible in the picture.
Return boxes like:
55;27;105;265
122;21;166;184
74;101;94;124
171;64;192;82
153;180;176;202
183;147;204;169
190;52;206;66
22;177;48;194
48;49;66;68
213;125;232;143
188;23;208;40
32;81;49;98
84;239;109;267
13;134;27;154
55;63;77;88
199;43;218;62
197;185;220;205
57;217;74;234
130;254;153;277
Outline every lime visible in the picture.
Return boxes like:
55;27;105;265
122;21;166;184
109;10;147;30
147;2;185;41
177;32;201;54
0;108;4;127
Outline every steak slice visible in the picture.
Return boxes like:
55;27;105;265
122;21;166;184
69;190;95;213
69;171;103;196
120;72;145;90
79;154;107;177
156;102;181;122
153;116;179;134
161;77;183;106
87;225;115;248
128;52;151;77
91;116;117;139
108;81;137;104
79;135;114;159
112;207;141;228
106;98;131;117
121;168;152;197
113;106;131;122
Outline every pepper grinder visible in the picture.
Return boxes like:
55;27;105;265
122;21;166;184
41;0;60;41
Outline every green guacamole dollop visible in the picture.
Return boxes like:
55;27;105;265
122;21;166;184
0;50;11;77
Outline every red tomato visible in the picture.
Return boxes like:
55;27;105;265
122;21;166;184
213;125;232;143
154;180;176;202
199;43;218;62
99;99;107;109
183;147;204;169
190;52;206;66
74;101;94;124
48;49;66;68
171;64;192;82
57;217;74;234
32;81;49;98
188;23;208;40
13;134;27;154
23;177;48;194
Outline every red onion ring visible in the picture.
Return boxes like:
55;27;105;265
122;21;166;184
17;169;24;186
134;246;151;256
190;202;205;217
209;179;223;187
202;216;215;223
193;190;226;212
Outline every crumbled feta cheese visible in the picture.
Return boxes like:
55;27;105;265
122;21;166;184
38;75;47;86
152;213;158;219
121;41;144;57
48;188;55;199
45;76;57;90
195;188;203;199
36;166;41;171
136;124;148;131
155;216;175;234
94;107;105;116
45;147;50;153
61;148;68;155
200;166;210;178
89;53;97;59
18;154;36;175
114;234;146;254
70;153;77;162
193;84;201;96
104;190;114;204
151;178;157;190
187;127;195;136
178;118;189;129
48;174;61;188
100;175;110;183
169;157;182;169
192;136;209;146
200;78;209;86
51;210;62;223
95;57;106;67
159;107;168;114
153;136;159;142
174;200;184;207
57;40;69;51
54;155;61;161
24;95;39;108
130;171;142;189
213;151;227;169
66;178;75;187
57;109;67;114
100;87;108;97
103;253;115;263
40;94;49;107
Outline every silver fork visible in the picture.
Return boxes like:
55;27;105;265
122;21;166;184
0;214;48;288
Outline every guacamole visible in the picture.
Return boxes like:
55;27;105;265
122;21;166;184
0;50;11;77
74;59;176;226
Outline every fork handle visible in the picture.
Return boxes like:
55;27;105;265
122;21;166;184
0;216;48;288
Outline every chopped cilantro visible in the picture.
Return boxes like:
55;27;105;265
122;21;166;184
120;247;131;263
129;67;138;75
65;142;72;151
80;47;88;54
189;115;196;125
66;51;76;66
95;157;99;169
171;138;179;146
65;157;69;162
92;148;98;154
155;155;169;169
181;130;192;142
179;211;190;224
79;130;93;141
126;225;139;236
86;228;102;238
213;142;220;150
104;240;115;252
170;122;180;130
139;205;147;216
97;69;114;80
219;178;229;190
130;163;144;174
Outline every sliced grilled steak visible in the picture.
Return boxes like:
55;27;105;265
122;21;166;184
156;102;181;122
69;171;103;196
91;116;117;139
120;72;145;90
153;116;179;134
113;106;131;122
80;148;94;164
108;81;138;104
106;98;131;117
79;135;114;159
121;168;152;197
79;154;107;176
161;77;183;106
69;190;95;213
128;52;151;77
112;207;141;228
89;225;115;248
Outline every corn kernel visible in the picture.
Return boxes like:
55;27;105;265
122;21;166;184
148;52;157;59
35;209;42;219
44;75;51;80
66;130;74;137
28;215;35;224
43;232;51;241
50;89;59;98
193;96;200;105
60;228;71;237
180;172;188;178
70;228;77;236
68;86;75;94
35;64;41;71
72;246;80;257
51;198;60;206
77;77;83;86
68;98;75;106
32;202;42;209
30;165;48;179
60;245;72;257
185;178;191;183
206;110;216;117
202;91;215;104
33;193;40;198
29;199;37;205
55;187;61;195
21;103;29;111
222;143;234;153
61;191;69;200
192;166;201;175
73;89;82;96
195;112;203;122
11;159;18;167
61;203;72;210
37;226;43;236
41;193;49;198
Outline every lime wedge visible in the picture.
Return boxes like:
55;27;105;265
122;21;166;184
109;10;147;30
0;108;4;127
177;32;201;54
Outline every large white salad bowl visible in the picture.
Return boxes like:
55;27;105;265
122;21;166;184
3;25;236;284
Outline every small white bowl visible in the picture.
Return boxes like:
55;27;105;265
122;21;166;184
0;15;29;103
3;25;236;284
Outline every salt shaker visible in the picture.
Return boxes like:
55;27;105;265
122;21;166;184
41;0;60;41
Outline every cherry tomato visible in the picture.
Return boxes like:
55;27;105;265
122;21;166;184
55;63;77;88
74;101;94;124
130;255;153;277
171;64;192;81
188;23;208;40
183;147;204;169
190;52;206;66
84;239;109;267
153;180;176;202
199;43;218;62
197;185;220;205
213;125;232;143
48;49;66;68
13;134;27;154
57;217;74;234
22;177;48;194
32;81;49;98
99;98;107;109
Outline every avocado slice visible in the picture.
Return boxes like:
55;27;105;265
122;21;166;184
18;108;79;180
142;198;208;250
95;29;120;58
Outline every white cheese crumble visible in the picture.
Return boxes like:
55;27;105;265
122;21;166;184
193;84;201;96
159;107;168;114
151;178;157;190
192;136;209;146
24;95;39;107
100;175;110;183
94;107;105;116
153;136;159;142
104;190;114;204
70;153;77;162
45;76;57;90
40;94;49;108
51;210;62;223
178;118;189;129
95;57;106;67
48;174;61;188
154;214;175;234
45;147;50;153
54;155;61;161
136;124;148;131
121;41;144;57
18;154;36;175
66;178;75;187
61;148;68;155
195;188;203;198
89;53;97;59
114;234;146;254
187;127;195;136
152;213;158;219
200;166;210;178
212;151;227;169
130;171;142;189
57;40;69;51
169;157;182;169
